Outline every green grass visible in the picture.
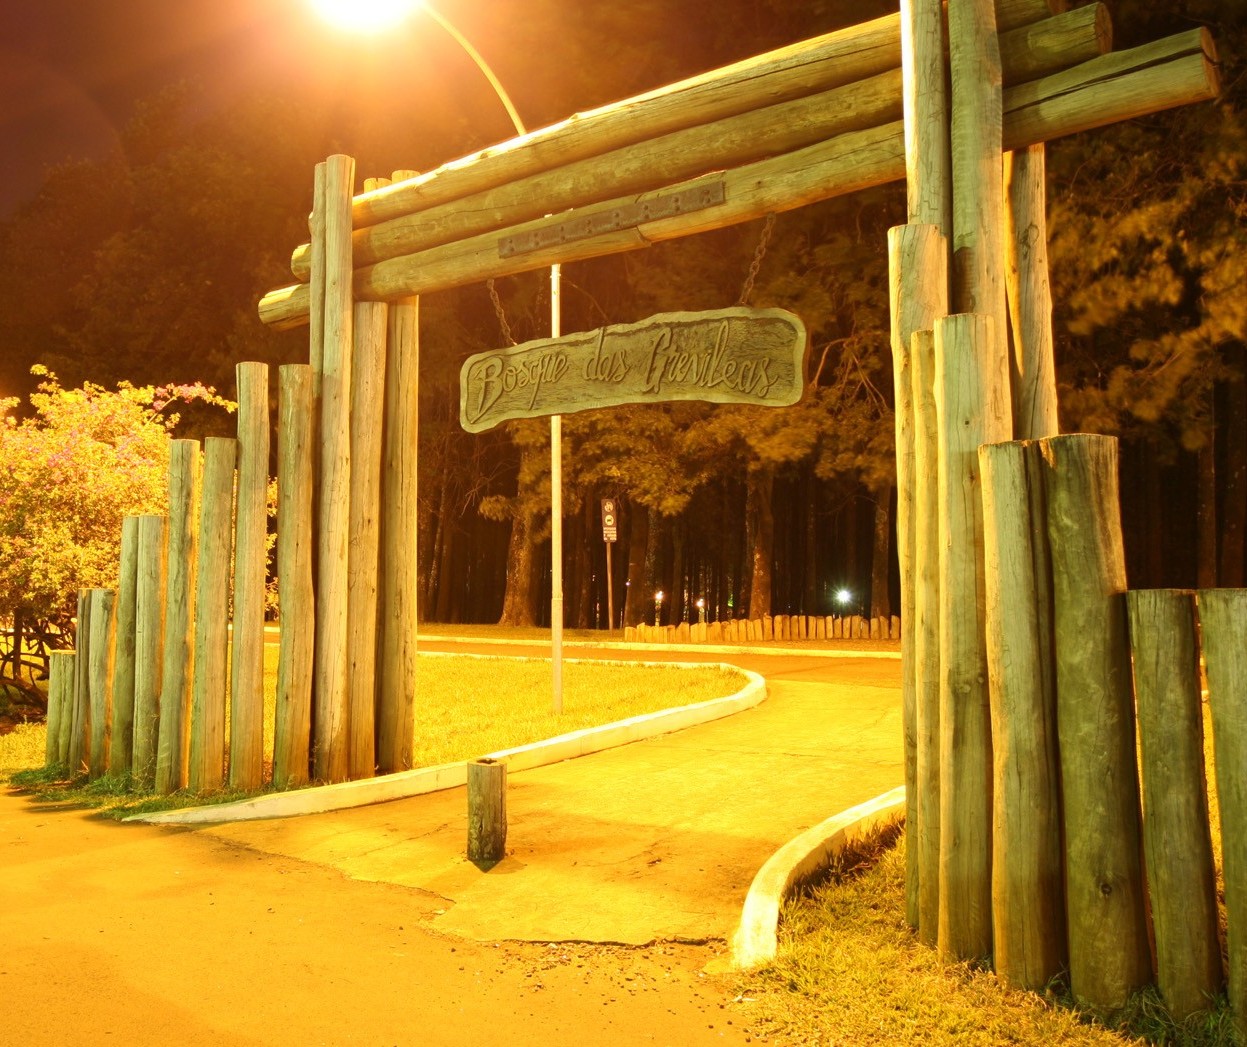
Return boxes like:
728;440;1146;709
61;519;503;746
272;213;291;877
734;830;1239;1047
4;648;745;817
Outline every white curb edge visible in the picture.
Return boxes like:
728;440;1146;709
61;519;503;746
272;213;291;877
125;661;764;826
730;785;907;971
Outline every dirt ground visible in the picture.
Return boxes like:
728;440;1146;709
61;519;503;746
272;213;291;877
2;789;761;1047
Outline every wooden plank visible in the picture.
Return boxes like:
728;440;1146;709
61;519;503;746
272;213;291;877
980;440;1064;989
46;650;75;768
230;362;269;791
108;516;139;776
313;153;356;784
460;308;807;433
1197;588;1247;1040
189;437;236;794
1128;588;1222;1019
377;300;420;774
1038;433;1149;1009
156;439;199;794
87;588;116;780
69;590;90;774
132;513;167;786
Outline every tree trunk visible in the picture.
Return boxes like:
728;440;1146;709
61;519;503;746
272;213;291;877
670;521;686;622
870;486;893;619
747;469;775;618
1197;393;1218;589
803;471;819;614
623;502;649;627
644;512;665;625
498;507;537;626
575;496;595;629
1220;376;1247;587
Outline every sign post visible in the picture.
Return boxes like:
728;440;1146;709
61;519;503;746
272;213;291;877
602;498;618;630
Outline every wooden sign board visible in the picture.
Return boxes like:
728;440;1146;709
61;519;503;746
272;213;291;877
459;307;808;433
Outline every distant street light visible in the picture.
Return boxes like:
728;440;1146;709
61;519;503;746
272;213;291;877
696;597;707;624
835;587;854;609
654;590;665;626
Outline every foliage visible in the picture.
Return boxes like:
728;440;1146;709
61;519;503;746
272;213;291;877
0;368;232;626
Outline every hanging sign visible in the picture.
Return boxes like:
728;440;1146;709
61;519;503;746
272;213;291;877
459;306;808;434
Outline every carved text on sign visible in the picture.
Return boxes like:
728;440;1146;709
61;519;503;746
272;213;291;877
459;307;808;433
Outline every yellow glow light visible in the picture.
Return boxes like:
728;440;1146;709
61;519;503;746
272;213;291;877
309;0;418;33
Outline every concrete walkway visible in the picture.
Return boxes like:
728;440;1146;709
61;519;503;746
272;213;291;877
199;648;903;947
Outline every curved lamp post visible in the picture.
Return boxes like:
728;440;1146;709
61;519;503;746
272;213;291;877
311;0;567;713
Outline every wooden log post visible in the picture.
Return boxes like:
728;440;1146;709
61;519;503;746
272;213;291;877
900;0;951;233
46;650;75;768
1038;433;1149;1009
189;437;236;794
979;440;1064;988
274;365;315;789
912;331;942;949
1197;588;1247;1038
230;362;269;792
156;439;200;794
87;588;116;780
934;313;1010;963
467;758;508;864
313;153;356;784
1127;588;1222;1019
888;223;948;935
108;516;139;776
68;589;91;774
133;514;167;786
347;301;387;780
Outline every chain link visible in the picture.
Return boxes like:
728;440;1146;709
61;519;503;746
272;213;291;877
737;213;777;307
487;278;516;346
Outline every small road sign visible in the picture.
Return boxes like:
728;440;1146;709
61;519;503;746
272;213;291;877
602;498;618;543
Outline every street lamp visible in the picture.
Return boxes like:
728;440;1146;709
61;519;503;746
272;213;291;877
654;590;665;626
696;597;706;624
310;0;567;714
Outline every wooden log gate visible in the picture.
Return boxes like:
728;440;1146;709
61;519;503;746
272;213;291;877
44;0;1241;1029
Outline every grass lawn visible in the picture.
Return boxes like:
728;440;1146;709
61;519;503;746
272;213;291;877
2;648;745;817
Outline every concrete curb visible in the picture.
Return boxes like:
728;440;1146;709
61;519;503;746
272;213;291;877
125;659;765;826
730;785;907;970
416;634;902;661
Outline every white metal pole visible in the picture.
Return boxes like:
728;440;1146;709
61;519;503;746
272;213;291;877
551;264;564;714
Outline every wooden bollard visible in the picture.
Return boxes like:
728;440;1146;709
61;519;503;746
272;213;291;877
45;650;75;768
1040;434;1149;1009
109;516;140;776
1128;589;1222;1019
87;588;117;779
467;758;507;864
133;514;167;786
68;589;91;774
1198;588;1247;1039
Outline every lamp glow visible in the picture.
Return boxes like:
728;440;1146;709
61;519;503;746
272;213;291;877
835;588;853;607
310;0;417;33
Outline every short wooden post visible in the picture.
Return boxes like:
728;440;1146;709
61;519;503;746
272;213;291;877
189;437;236;794
274;365;315;789
1128;588;1222;1019
109;516;140;776
347;301;387;779
934;312;1009;963
69;589;91;774
980;440;1064;989
133;514;167;786
230;362;269;791
313;153;356;784
912;329;937;947
157;439;200;794
87;588;116;780
1039;433;1149;1009
46;650;75;768
467;758;508;864
1197;588;1247;1039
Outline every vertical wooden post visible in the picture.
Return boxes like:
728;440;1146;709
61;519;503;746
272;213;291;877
910;327;942;946
230;362;269;791
1004;145;1058;439
133;514;167;786
313;153;356;783
900;0;952;234
979;440;1064;989
108;515;140;776
467;758;508;864
934;312;1008;962
1128;588;1222;1019
69;589;91;774
46;650;75;768
1038;433;1149;1009
347;301;387;779
87;588;116;780
274;365;315;789
1197;588;1247;1039
156;439;200;794
378;297;420;774
888;222;948;932
189;437;236;794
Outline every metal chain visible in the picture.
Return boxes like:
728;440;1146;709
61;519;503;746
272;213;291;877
737;213;777;307
487;278;516;346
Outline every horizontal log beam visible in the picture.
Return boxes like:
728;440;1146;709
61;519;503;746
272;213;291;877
290;7;1107;281
259;35;1218;330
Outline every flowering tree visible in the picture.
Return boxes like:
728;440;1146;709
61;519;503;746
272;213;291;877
0;368;232;690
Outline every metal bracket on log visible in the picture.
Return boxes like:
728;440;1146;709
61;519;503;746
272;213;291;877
498;180;727;258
